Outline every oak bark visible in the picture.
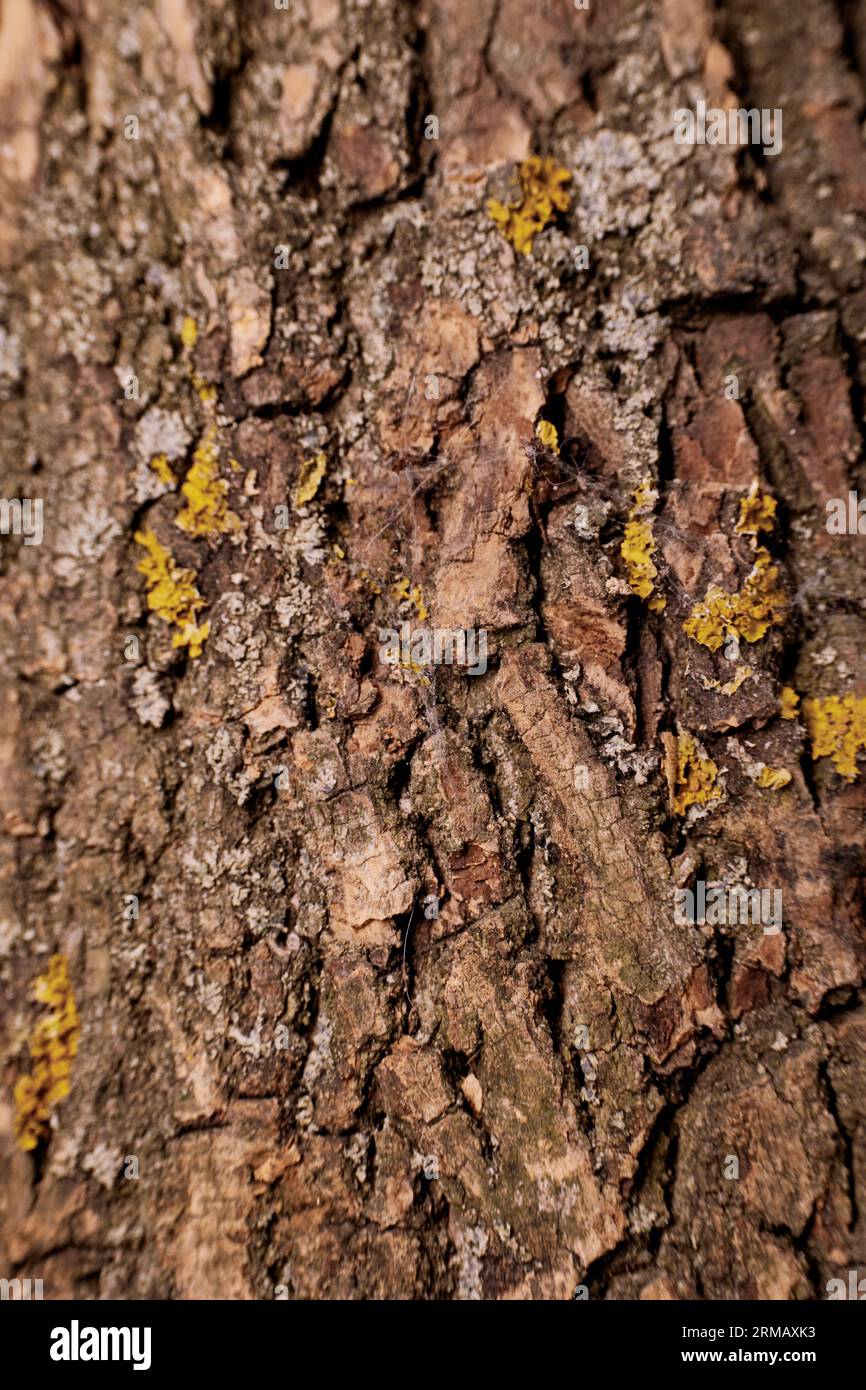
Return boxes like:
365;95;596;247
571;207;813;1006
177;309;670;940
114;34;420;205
1;0;865;1300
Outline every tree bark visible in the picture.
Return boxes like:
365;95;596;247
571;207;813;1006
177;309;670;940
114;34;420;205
1;0;865;1300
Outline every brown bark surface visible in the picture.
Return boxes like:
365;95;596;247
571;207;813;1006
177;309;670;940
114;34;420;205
1;0;865;1300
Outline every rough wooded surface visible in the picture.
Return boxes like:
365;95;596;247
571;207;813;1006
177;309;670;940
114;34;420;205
1;0;865;1300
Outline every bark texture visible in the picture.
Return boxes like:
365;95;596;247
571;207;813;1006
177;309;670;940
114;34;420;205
1;0;865;1300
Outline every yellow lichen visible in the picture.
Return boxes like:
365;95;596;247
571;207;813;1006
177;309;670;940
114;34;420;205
621;479;666;611
391;576;429;622
149;453;176;487
360;570;382;596
293;452;327;509
683;546;786;651
180;315;198;349
14;954;80;1152
394;654;427;675
535;419;559;454
753;764;792;790
176;426;241;537
802;694;866;782
135;526;210;658
672;732;722;816
701;665;753;696
488;156;571;255
780;686;800;720
736;482;777;535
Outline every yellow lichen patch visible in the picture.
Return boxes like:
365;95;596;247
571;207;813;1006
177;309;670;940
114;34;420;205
701;665;753;697
621;519;660;603
672;732;722;816
391;576;429;622
780;686;800;720
621;479;666;611
753;764;792;790
535;419;559;454
488;156;571;256
135;526;210;658
802;694;866;782
149;453;176;487
176;426;241;537
196;381;218;407
360;570;382;596
683;546;786;651
392;653;427;675
736;482;777;535
293;452;327;509
180;315;198;349
14;954;80;1152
